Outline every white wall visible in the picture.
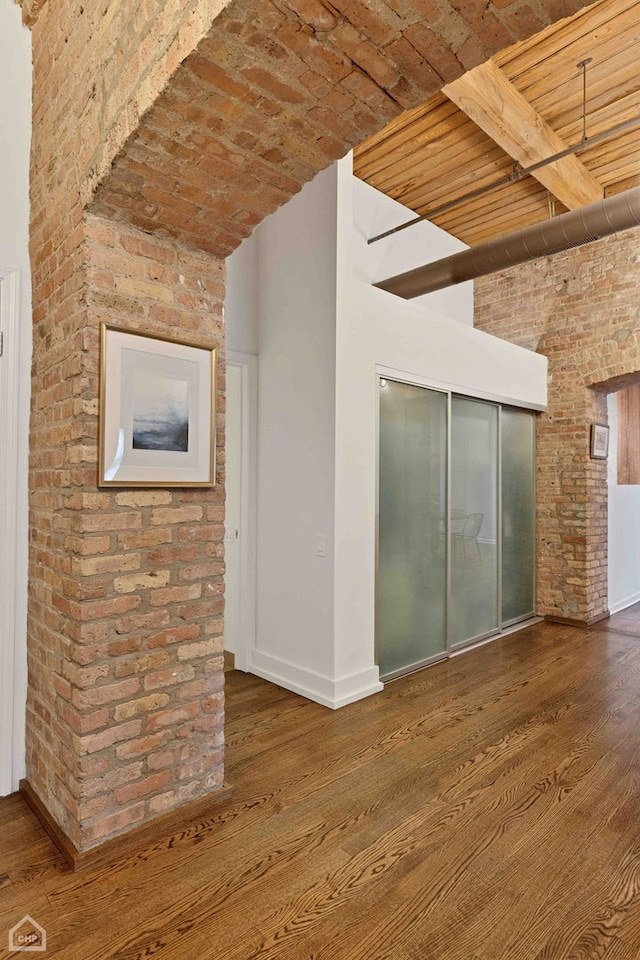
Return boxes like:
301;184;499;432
0;0;31;794
331;154;547;688
252;166;338;702
352;176;473;324
225;232;259;356
607;393;640;613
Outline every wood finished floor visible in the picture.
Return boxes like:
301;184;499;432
3;611;640;959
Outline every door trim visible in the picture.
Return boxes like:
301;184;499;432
0;265;28;796
226;351;258;672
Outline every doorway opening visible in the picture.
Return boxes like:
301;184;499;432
223;352;258;676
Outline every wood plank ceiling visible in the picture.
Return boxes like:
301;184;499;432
353;0;640;247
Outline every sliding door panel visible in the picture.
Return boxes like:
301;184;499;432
501;408;535;624
450;397;499;647
377;380;447;676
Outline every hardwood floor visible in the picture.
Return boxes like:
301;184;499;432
3;612;640;958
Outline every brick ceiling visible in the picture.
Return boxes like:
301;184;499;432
90;0;591;258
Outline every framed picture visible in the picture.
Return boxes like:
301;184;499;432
99;324;216;487
590;423;609;460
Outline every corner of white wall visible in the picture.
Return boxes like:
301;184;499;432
252;164;340;700
348;163;474;326
225;232;259;356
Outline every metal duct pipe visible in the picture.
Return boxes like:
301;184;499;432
374;187;640;299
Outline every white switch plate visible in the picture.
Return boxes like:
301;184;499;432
316;534;326;558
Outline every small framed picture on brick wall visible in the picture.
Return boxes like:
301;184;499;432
590;423;609;460
99;323;216;487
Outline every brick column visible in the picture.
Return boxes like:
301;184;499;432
26;214;227;850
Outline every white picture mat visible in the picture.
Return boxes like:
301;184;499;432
101;327;214;486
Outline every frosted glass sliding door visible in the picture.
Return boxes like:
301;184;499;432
501;408;535;624
377;380;448;677
376;380;536;680
450;398;499;648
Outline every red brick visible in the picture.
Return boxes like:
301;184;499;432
72;678;141;710
75;720;143;756
77;512;142;533
82;804;146;844
118;529;173;550
113;570;171;594
403;23;464;83
150;506;203;525
144;664;195;690
148;545;199;565
114;693;170;721
73;553;142;577
177;752;222;781
242;66;305;105
177;637;221;661
114;650;170;678
285;0;339;31
149;584;202;606
178;561;224;581
115;732;168;760
176;678;213;700
147;623;201;649
145;702;201;731
115;610;170;635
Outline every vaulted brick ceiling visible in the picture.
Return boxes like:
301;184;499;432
91;0;591;258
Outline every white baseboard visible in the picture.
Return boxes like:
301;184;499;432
250;650;383;710
608;589;640;616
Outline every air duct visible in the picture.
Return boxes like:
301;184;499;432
374;187;640;299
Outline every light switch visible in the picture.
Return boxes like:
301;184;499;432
316;534;326;558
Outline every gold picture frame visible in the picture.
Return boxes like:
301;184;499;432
99;323;216;487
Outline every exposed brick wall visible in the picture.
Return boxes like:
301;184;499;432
27;214;226;848
29;0;234;207
475;225;640;624
92;0;591;258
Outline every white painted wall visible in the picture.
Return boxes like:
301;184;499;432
352;175;473;324
607;393;640;613
0;0;32;795
225;233;259;356
331;154;547;688
223;363;242;655
252;166;338;702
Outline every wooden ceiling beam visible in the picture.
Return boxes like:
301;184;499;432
442;59;604;210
